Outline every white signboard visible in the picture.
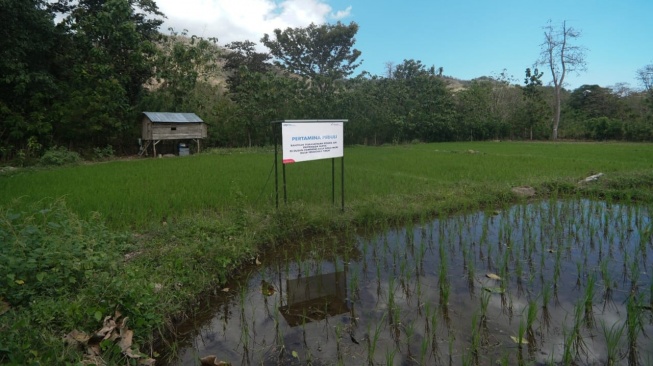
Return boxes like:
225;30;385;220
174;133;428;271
282;122;344;164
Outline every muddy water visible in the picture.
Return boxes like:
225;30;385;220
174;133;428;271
163;200;653;365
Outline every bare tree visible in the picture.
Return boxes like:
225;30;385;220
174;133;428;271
539;20;587;140
636;64;653;93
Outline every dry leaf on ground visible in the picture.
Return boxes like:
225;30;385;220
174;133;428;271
485;273;502;280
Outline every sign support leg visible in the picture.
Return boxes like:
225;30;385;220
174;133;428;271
332;158;335;206
341;156;345;212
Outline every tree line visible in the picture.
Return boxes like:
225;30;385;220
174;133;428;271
2;0;652;162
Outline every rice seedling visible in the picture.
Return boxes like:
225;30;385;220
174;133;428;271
385;347;397;366
367;313;386;366
470;312;481;365
335;323;344;365
525;299;538;345
600;320;625;366
600;258;614;309
626;294;646;366
583;272;597;328
419;333;430;365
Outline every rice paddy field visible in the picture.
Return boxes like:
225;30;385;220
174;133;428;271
1;142;652;229
166;199;653;365
1;141;653;365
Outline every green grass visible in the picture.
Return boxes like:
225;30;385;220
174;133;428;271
1;141;653;365
2;141;652;229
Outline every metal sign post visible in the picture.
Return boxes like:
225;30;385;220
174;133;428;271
271;119;347;211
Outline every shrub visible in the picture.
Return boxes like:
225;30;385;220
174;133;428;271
0;199;130;307
39;146;82;166
93;145;115;161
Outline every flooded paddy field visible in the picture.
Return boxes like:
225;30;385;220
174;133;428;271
163;199;653;365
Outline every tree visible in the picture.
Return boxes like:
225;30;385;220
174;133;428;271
0;0;59;157
50;0;164;148
392;59;436;79
261;22;362;92
222;40;271;94
153;29;221;109
521;67;549;140
637;64;653;93
538;20;587;140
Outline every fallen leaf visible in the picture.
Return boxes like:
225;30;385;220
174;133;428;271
483;286;505;294
199;355;217;366
82;354;104;366
292;350;299;359
255;256;262;265
125;347;142;359
485;273;502;280
139;358;156;366
0;299;10;316
64;330;90;345
510;336;528;344
221;288;230;292
87;343;101;356
118;329;134;352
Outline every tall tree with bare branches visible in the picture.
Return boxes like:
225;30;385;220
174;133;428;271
637;64;653;94
539;20;587;140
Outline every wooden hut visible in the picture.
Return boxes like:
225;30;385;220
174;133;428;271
140;112;207;156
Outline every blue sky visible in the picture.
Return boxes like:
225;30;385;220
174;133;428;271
156;0;652;90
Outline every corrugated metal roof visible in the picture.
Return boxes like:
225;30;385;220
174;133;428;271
143;112;204;123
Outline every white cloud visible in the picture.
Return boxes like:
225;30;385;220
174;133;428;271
331;6;352;20
154;0;352;47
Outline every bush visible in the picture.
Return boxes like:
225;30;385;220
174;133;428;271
0;199;130;307
39;146;82;166
93;145;115;161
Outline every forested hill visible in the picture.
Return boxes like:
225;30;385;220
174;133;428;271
2;0;652;164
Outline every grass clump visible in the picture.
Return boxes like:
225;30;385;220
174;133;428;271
38;146;82;166
0;200;261;365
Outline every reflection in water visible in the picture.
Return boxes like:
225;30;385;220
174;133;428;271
280;269;349;327
164;200;653;365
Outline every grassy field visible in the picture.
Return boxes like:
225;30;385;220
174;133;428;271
1;141;652;365
1;141;652;229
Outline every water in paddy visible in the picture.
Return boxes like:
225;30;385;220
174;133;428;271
163;199;653;365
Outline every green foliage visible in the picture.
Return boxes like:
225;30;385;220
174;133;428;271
0;0;59;157
0;199;128;306
261;21;361;92
223;40;271;94
39;146;81;166
92;145;115;161
153;29;221;109
584;117;624;141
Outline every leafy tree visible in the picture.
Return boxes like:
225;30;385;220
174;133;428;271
539;20;587;140
521;67;549;140
456;80;495;141
384;60;455;142
50;0;164;148
222;40;271;94
392;59;436;79
152;29;221;109
261;22;362;93
568;84;624;120
0;0;59;158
